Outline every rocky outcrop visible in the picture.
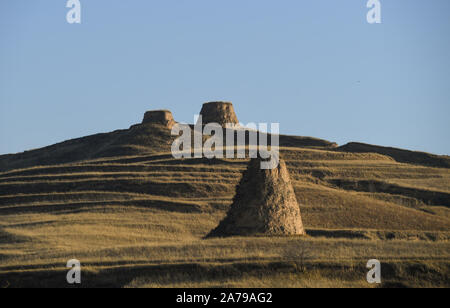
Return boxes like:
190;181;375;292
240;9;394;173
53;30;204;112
207;157;306;237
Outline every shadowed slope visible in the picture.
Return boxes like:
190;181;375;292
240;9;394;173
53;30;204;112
337;142;450;169
0;128;336;173
0;124;176;173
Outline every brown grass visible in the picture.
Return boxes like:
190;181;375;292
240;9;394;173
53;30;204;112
0;143;449;287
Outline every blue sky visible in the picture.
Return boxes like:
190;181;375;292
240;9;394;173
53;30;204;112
1;0;449;155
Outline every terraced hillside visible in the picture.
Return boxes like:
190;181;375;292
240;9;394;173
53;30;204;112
0;119;449;288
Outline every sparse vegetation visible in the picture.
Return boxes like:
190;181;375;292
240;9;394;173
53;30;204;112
0;121;449;288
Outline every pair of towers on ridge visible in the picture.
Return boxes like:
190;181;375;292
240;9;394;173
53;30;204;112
142;101;239;129
141;101;306;238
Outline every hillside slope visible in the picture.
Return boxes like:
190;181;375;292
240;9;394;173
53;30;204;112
0;123;336;173
0;112;449;287
1;143;449;231
337;142;450;169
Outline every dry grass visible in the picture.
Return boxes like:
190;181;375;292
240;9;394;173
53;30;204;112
1;203;449;287
0;144;449;287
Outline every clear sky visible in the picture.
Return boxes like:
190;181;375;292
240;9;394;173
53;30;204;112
1;0;449;155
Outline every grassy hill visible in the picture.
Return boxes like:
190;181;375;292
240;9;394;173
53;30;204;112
0;121;449;288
